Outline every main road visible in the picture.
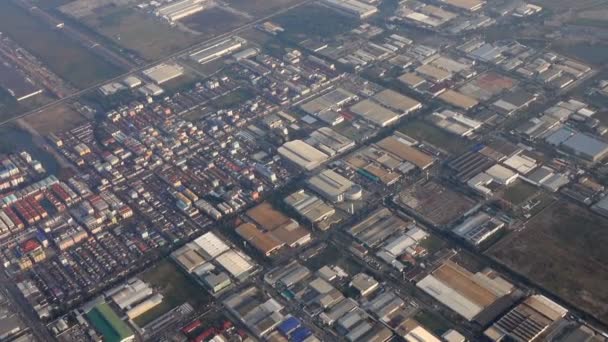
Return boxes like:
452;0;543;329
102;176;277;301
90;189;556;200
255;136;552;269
0;0;314;129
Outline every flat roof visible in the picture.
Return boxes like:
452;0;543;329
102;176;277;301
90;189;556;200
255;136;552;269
372;89;421;114
376;136;434;169
350;99;400;127
278;140;329;171
415;64;452;82
307;169;354;198
86;303;134;342
438;89;479;110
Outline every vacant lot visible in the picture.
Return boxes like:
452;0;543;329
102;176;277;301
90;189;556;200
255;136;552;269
82;7;199;61
499;180;538;206
23;103;87;135
398;120;471;155
226;0;307;17
0;2;123;88
136;259;211;327
489;201;608;325
273;4;359;41
182;8;249;38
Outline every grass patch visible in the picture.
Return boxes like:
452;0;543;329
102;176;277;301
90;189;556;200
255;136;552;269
0;2;123;88
135;259;211;327
398;120;471;155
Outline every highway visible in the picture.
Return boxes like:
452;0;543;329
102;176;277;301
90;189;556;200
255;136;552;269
0;0;314;129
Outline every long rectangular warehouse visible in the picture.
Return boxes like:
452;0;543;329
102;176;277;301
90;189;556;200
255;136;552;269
320;0;378;19
155;0;206;22
189;37;244;64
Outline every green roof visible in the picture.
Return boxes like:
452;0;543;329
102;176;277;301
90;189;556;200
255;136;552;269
86;303;134;342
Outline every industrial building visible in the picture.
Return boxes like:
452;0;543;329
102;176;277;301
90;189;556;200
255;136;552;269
126;293;163;320
307;169;355;203
430;109;483;137
284;190;336;225
109;278;153;310
246;202;312;248
86;303;134;342
441;0;485;12
223;287;286;338
189;37;245;64
438;89;480;110
122;76;142;89
350;99;400;127
320;0;378;19
155;0;206;22
306;127;355;157
372;89;422;115
235;223;284;257
300;88;357;115
417;261;515;321
452;212;504;246
375;134;434;170
484;295;567;341
467;164;519;197
348;207;409;247
142;63;184;85
278;140;329;171
415;64;453;82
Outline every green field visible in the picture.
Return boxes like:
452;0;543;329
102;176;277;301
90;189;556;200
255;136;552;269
82;7;199;61
398;120;471;155
135;259;212;327
182;8;249;37
0;2;123;88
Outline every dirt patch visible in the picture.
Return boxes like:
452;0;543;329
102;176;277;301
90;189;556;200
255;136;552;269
488;201;608;324
24;103;86;134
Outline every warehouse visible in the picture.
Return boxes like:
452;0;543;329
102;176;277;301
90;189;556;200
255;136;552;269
110;278;153;310
452;212;504;246
415;64;453;82
348;207;409;247
350;99;400;127
560;132;608;162
155;0;206;22
193;231;230;259
307;169;354;203
215;250;255;280
306;127;355;157
86;303;134;342
372;89;422;115
398;73;427;89
438;89;479;110
171;244;206;272
300;88;357;115
142;63;184;85
284;190;336;225
320;0;378;19
278;140;329;171
484;295;567;341
417;261;515;321
441;0;485;12
235;223;284;256
375;134;434;170
430;109;482;137
126;293;163;320
189;37;244;64
246;202;312;248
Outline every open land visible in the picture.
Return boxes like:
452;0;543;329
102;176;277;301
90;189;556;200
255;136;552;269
489;201;608;325
81;7;199;61
181;8;250;38
273;4;359;41
398;120;471;155
23;103;87;135
0;2;123;89
135;259;212;327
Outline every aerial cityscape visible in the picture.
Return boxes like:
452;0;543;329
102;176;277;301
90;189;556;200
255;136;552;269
0;0;607;341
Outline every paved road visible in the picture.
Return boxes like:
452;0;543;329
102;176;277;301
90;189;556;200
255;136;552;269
0;0;313;129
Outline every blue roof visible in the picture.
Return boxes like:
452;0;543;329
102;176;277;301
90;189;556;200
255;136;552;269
278;317;301;335
290;326;312;342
